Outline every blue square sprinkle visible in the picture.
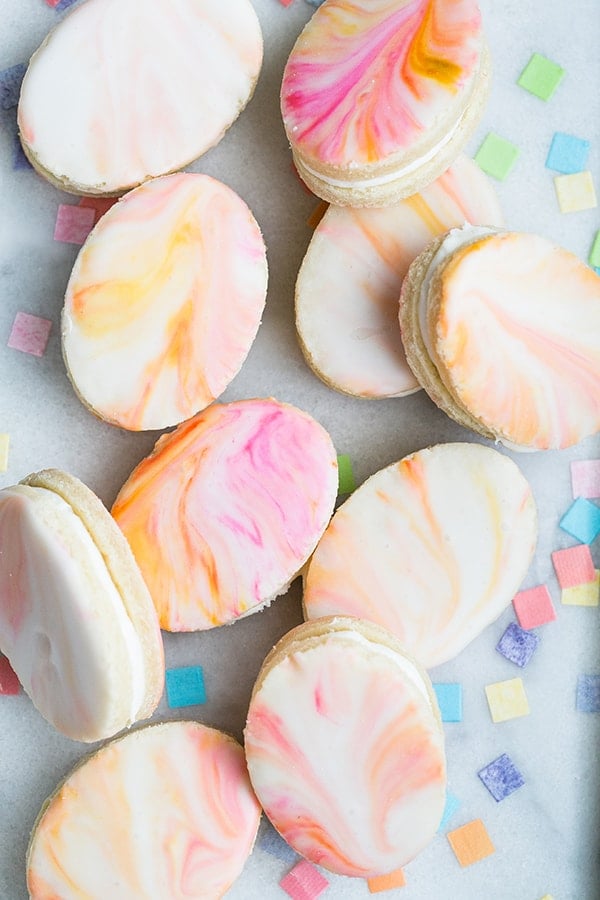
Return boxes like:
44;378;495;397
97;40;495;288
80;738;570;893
559;496;600;544
55;0;80;11
576;674;600;713
165;665;206;708
437;791;461;832
258;821;299;863
478;753;525;802
496;621;539;668
0;63;27;111
546;132;590;175
433;683;462;723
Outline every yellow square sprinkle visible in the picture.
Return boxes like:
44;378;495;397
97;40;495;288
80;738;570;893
554;171;597;213
540;895;554;900
561;570;600;606
485;677;530;723
0;434;9;472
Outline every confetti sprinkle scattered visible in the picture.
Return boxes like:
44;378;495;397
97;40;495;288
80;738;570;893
539;895;554;900
433;683;463;723
306;201;329;230
559;496;600;544
571;459;600;499
7;312;52;357
588;232;600;270
279;0;294;7
447;819;495;867
0;434;9;473
337;454;356;494
545;132;590;174
554;171;597;214
496;622;539;668
54;204;96;245
576;675;600;713
0;656;20;695
367;869;406;893
485;677;530;723
13;134;33;171
165;665;206;708
44;0;62;7
561;571;600;607
517;52;565;100
438;791;461;832
78;195;118;224
258;822;299;864
512;584;556;629
280;860;329;900
474;132;519;180
552;544;596;589
0;63;26;110
477;752;525;802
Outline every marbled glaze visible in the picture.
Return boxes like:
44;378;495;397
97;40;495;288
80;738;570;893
281;0;482;169
27;722;261;899
304;444;537;667
63;174;268;431
18;0;263;193
112;400;338;631
295;155;502;397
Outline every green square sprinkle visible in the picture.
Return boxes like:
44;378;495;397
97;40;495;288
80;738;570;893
337;454;356;494
589;231;600;269
474;133;520;181
517;53;565;101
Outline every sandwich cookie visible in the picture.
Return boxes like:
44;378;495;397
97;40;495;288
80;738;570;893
62;173;268;431
304;443;537;668
244;616;446;877
112;399;338;631
281;0;489;207
18;0;263;195
27;721;261;899
400;226;600;450
0;469;164;742
295;155;502;397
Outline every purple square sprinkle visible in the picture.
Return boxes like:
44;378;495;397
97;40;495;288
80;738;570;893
496;622;540;668
13;134;33;171
576;675;600;713
0;63;26;110
478;753;525;802
7;312;52;357
55;0;80;10
258;821;299;864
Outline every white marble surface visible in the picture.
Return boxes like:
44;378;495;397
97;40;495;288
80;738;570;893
0;1;599;898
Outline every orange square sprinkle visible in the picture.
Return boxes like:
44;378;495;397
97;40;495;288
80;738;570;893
447;819;495;867
367;869;406;893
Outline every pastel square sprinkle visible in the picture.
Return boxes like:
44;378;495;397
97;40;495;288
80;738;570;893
561;571;600;607
447;819;495;867
554;171;597;214
165;665;206;708
485;677;529;723
552;544;596;588
438;791;461;832
0;434;9;473
280;860;329;900
517;53;565;100
539;896;554;900
559;497;600;544
258;821;298;864
54;0;80;9
368;869;405;893
337;454;356;494
0;656;20;695
545;132;590;174
496;621;539;668
512;584;556;629
588;232;600;270
44;0;61;7
54;204;96;245
7;312;52;357
474;133;519;180
13;134;33;171
576;674;600;713
571;459;600;499
477;752;525;802
433;683;462;722
78;195;118;224
0;63;26;110
279;0;294;6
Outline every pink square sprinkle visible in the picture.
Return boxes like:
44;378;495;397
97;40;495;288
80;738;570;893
512;585;556;629
571;460;600;499
54;204;95;245
552;545;596;589
78;195;118;224
7;311;52;357
0;657;20;695
280;860;329;900
279;0;294;5
44;0;61;6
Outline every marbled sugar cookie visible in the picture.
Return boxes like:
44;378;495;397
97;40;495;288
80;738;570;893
400;226;600;450
281;0;489;206
62;173;268;431
295;155;503;397
304;443;537;668
0;470;164;742
18;0;263;195
27;721;261;899
112;399;338;631
245;617;446;877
